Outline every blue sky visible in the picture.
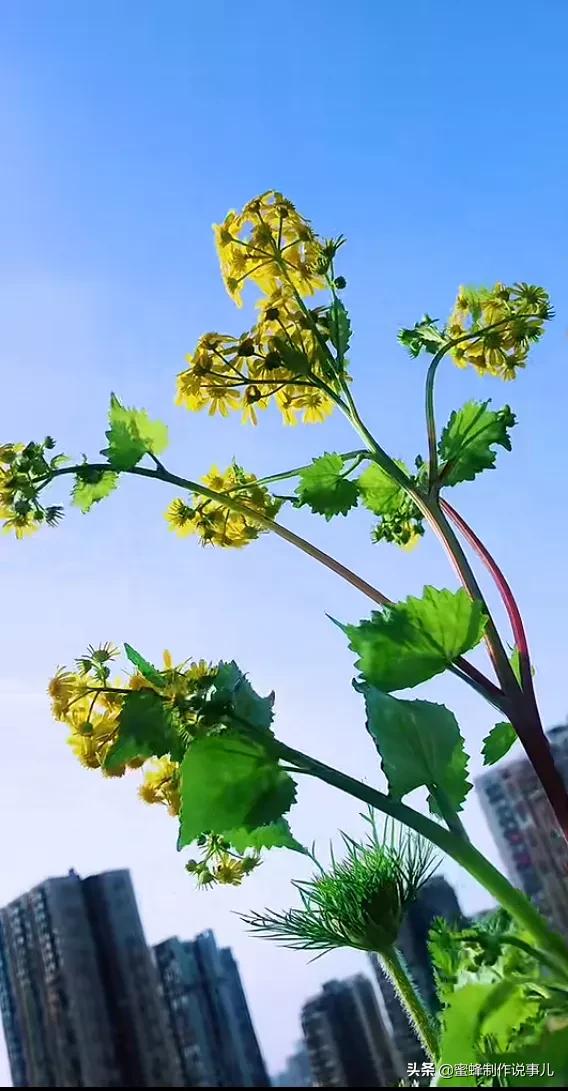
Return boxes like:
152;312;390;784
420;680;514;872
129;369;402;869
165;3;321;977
1;0;567;1078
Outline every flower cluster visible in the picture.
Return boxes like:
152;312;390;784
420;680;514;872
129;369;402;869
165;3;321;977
1;439;65;538
48;644;127;774
177;192;348;426
447;282;553;380
186;834;261;888
165;463;281;548
138;757;181;814
213;190;327;307
48;645;215;776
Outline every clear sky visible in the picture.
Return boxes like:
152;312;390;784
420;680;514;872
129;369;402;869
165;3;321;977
1;0;567;1080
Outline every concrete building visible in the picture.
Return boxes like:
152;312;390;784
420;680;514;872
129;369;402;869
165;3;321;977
272;1041;313;1087
477;723;568;938
154;930;269;1087
0;869;182;1088
301;974;400;1087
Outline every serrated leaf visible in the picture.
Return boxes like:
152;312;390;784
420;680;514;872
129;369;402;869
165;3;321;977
439;401;516;487
124;643;165;690
328;299;351;358
225;819;305;854
105;690;176;770
296;453;359;520
358;685;471;812
203;661;274;733
102;393;169;471
358;460;425;549
72;468;119;512
482;721;517;766
398;315;445;359
178;731;296;848
357;461;409;515
336;586;487;692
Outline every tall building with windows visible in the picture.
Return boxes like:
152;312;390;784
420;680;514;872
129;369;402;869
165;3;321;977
219;947;270;1086
272;1041;313;1087
369;875;463;1068
0;869;182;1088
301;974;401;1087
477;723;568;938
154;930;269;1087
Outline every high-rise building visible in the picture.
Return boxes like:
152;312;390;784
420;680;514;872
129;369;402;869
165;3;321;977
0;869;182;1088
272;1041;313;1087
301;974;401;1087
477;723;568;938
219;948;270;1086
369;875;463;1069
153;937;217;1086
154;930;269;1087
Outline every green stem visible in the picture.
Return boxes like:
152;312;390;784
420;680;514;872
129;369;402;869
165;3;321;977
429;786;470;842
272;738;568;972
490;934;568;982
48;462;505;710
381;945;439;1059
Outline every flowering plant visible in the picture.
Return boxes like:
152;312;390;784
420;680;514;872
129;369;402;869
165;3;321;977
4;191;568;1083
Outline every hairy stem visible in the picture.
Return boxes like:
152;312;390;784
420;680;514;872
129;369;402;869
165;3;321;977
272;738;568;971
381;945;439;1059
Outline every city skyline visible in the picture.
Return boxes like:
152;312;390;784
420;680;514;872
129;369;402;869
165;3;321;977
2;0;568;1079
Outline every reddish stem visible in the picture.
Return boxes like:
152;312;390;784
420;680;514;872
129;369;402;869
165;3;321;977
441;497;568;841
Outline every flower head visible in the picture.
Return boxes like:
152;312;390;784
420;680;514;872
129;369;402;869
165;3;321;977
165;463;281;549
447;282;552;380
1;438;66;538
242;815;437;955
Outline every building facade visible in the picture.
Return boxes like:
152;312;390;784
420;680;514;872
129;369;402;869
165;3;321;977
301;974;401;1087
477;723;568;938
219;947;270;1086
272;1041;313;1087
154;930;269;1087
0;869;181;1088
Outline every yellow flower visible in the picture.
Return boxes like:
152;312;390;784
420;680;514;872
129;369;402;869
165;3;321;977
213;191;325;307
165;464;280;549
447;281;551;380
139;758;180;814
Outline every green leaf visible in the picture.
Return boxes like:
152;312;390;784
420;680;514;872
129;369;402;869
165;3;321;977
104;690;176;771
225;819;305;854
438;400;516;487
336;586;487;692
178;731;296;848
72;468;119;512
296;453;359;520
491;1026;568;1085
436;979;537;1087
359;686;471;812
509;646;536;684
398;314;445;358
328;299;351;358
102;393;169;470
482;721;517;766
199;661;274;733
357;461;409;515
358;460;425;549
123;643;165;690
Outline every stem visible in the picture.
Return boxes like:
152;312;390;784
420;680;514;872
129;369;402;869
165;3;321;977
429;786;469;842
440;498;568;841
49;463;505;711
381;945;439;1059
440;498;532;687
493;934;568;982
272;738;568;971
